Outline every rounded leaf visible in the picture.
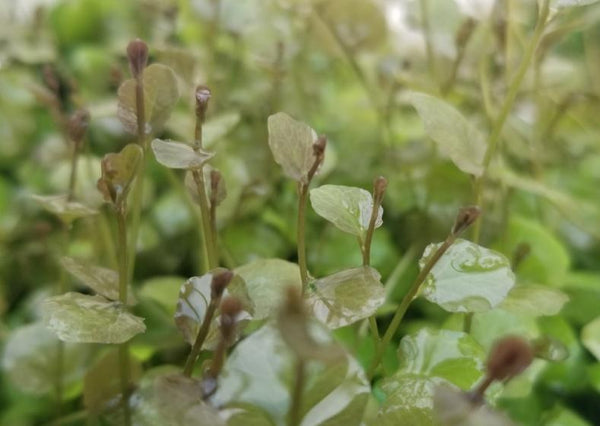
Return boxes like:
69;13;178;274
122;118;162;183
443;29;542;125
420;239;515;313
310;185;382;238
43;292;146;344
306;266;385;329
151;139;214;169
500;285;569;316
31;194;97;224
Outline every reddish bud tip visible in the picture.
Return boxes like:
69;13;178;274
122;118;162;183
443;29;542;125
313;135;327;158
67;109;90;145
195;85;211;122
282;286;305;317
373;176;388;202
452;205;481;235
210;170;221;194
126;39;148;78
210;269;234;299
486;336;533;382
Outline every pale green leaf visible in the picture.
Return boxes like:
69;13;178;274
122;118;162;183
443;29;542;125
267;112;317;182
310;185;382;238
554;0;600;8
43;292;146;344
117;63;180;135
376;375;441;426
500;285;569;316
212;324;370;426
2;322;89;395
582;316;600;360
203;111;241;147
98;144;144;205
306;266;385;329
151;139;214;169
139;276;184;315
60;256;136;304
234;259;302;320
174;269;253;349
420;239;515;313
410;92;486;176
31;194;97;224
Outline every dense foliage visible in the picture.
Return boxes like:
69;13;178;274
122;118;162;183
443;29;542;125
1;0;600;425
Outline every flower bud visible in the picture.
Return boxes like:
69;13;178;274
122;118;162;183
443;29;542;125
220;296;243;342
210;170;221;201
67;109;90;146
373;176;388;204
127;39;148;79
210;269;233;299
313;135;327;160
195;85;211;123
486;336;533;382
452;205;481;236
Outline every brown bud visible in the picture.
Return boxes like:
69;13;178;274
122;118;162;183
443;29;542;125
210;170;221;200
127;39;148;79
220;296;243;341
456;18;476;47
373;176;388;203
452;205;481;236
195;85;211;122
313;135;327;159
486;336;533;382
67;109;90;145
210;269;233;299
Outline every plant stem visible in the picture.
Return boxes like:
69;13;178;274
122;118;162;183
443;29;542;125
368;235;456;377
420;0;436;84
193;170;218;269
67;144;79;202
183;297;220;377
288;359;306;426
126;73;147;283
471;0;549;242
297;183;309;290
116;210;132;426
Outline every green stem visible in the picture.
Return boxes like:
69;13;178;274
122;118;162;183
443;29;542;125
183;297;220;377
193;169;217;269
288;359;305;426
297;183;309;290
368;235;456;377
116;210;132;426
472;0;549;242
67;143;79;202
420;0;436;83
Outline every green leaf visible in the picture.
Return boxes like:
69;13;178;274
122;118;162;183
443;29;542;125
310;185;382;238
234;259;302;320
83;349;142;413
267;112;317;183
60;256;136;304
410;92;486;176
97;144;144;206
582;316;600;360
43;292;146;344
139;276;184;315
470;309;539;351
495;216;570;285
174;269;253;349
132;373;226;426
398;329;485;389
117;63;180;135
203;111;241;147
376;329;485;425
151;139;214;169
500;285;569;316
2;322;89;395
31;194;97;224
420;239;515;313
221;403;276;426
553;0;600;8
306;266;385;329
212;324;370;425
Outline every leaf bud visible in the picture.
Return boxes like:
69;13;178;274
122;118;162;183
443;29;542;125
127;39;148;79
210;269;233;299
219;296;243;342
486;336;533;382
373;176;388;204
195;85;211;123
452;205;481;236
67;109;90;146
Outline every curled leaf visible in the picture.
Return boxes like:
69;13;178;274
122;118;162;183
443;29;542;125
97;144;143;206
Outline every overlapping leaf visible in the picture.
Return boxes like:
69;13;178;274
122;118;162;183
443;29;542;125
151;139;214;169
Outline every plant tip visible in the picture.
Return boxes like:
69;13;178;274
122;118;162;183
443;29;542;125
374;176;388;199
126;39;148;79
210;269;234;298
67;109;90;145
452;205;481;235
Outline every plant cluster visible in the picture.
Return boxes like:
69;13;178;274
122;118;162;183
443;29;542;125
1;0;600;425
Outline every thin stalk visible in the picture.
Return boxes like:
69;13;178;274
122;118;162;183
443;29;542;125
368;235;456;377
116;211;132;426
67;144;79;202
362;204;380;267
472;0;549;242
126;73;147;282
183;297;220;377
288;359;306;426
420;0;436;83
297;183;309;289
193;170;217;269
